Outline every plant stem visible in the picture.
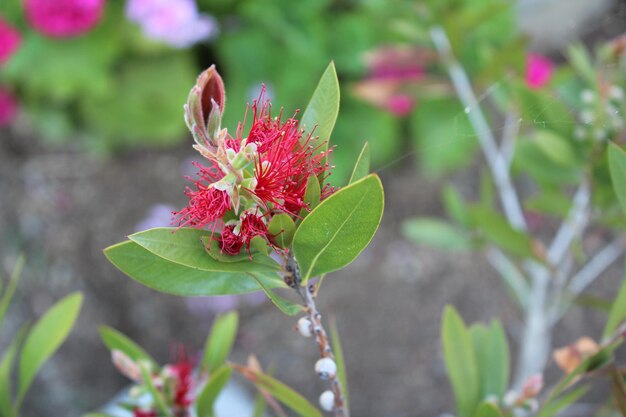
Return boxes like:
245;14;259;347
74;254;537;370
286;253;349;417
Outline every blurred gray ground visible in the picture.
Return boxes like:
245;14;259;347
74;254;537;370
1;1;626;415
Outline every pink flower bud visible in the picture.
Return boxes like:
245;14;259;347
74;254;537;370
525;53;554;90
25;0;106;38
0;18;21;66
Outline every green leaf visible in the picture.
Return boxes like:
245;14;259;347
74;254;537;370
530;130;578;167
247;274;302;316
443;185;470;227
329;318;349;410
301;62;340;155
608;143;626;216
16;292;83;411
196;365;233;417
525;191;572;217
536;386;589;417
0;256;24;336
403;218;473;251
470;321;509;400
203;312;239;373
234;365;323;417
138;360;173;417
268;214;296;249
293;174;384;281
516;84;574;138
303;175;321;210
470;207;537;260
0;327;26;417
567;44;597;87
347;142;370;185
252;391;268;417
99;326;157;367
442;306;480;417
104;240;285;296
603;270;626;340
128;228;279;272
473;402;502;417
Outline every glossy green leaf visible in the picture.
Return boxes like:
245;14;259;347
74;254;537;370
104;240;285;296
329;318;349;410
536;386;588;417
235;365;323;417
470;207;537;260
203;312;239;373
303;175;321;210
404;218;473;251
608;143;626;216
0;256;24;335
531;130;578;167
0;327;26;417
268;214;296;249
348;142;370;185
293;174;384;281
442;306;480;417
301;62;340;155
99;326;157;367
603;270;626;340
196;365;232;417
473;402;502;417
128;228;279;272
247;275;302;316
16;292;82;411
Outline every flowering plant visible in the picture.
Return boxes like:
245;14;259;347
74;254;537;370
105;63;384;416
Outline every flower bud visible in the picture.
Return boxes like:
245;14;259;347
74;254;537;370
297;317;313;337
185;65;226;151
111;350;141;382
315;357;337;380
319;390;335;412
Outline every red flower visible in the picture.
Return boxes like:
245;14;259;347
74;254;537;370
169;348;194;409
175;162;231;229
25;0;106;38
245;93;329;214
0;18;21;66
219;225;244;255
133;409;157;417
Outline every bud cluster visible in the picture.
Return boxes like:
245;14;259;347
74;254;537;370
575;85;625;142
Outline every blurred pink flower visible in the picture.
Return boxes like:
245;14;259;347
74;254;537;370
126;0;218;48
0;18;21;65
525;53;554;89
387;94;415;116
0;89;18;127
25;0;106;38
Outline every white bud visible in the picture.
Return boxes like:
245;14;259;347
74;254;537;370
315;357;337;379
297;317;313;337
609;85;624;101
580;89;595;103
319;390;335;412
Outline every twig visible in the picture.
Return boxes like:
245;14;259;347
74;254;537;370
430;26;527;231
567;238;625;296
286;253;349;417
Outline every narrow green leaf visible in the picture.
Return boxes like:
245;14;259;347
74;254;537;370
138;360;173;417
567;44;597;86
203;312;239;373
301;62;340;156
603;271;626;340
608;143;626;216
299;175;322;223
443;185;470;227
470;321;509;400
16;292;83;411
442;306;480;417
472;402;502;417
196;365;232;417
104;240;285;296
234;365;323;417
99;326;157;367
247;275;302;316
0;327;27;417
128;228;279;272
347;142;370;185
403;218;473;251
329;317;349;410
293;174;384;281
536;386;589;417
268;214;296;249
470;207;537;260
252;391;268;417
0;256;25;335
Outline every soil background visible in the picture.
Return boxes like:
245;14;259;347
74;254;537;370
1;3;626;416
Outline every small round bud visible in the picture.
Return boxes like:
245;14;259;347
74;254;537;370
319;390;335;411
580;89;595;103
297;317;313;337
315;357;337;380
